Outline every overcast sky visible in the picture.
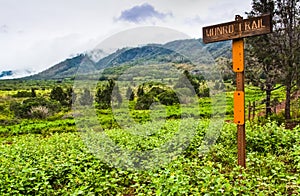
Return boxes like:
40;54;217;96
0;0;252;72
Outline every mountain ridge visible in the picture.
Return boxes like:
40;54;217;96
25;38;231;80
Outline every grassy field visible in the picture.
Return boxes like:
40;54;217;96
0;79;299;195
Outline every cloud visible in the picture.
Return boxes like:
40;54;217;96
184;15;205;26
117;3;172;23
0;25;8;33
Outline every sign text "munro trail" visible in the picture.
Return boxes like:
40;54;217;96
203;14;272;43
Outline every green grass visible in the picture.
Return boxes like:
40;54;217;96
0;121;299;195
0;79;299;195
0;119;76;136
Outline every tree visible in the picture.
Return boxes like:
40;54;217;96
50;86;66;104
215;57;235;83
137;86;145;97
95;87;111;108
112;83;122;108
135;93;155;110
246;0;300;119
130;91;135;101
175;70;200;96
65;87;75;107
95;79;122;109
246;0;280;118
31;88;36;97
274;0;300;120
50;86;75;108
126;87;135;101
126;87;133;99
79;88;93;106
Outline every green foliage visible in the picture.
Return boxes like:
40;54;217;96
0;121;299;194
135;93;156;110
95;79;122;109
65;87;75;107
137;85;145;97
10;97;60;119
50;86;74;107
246;0;300;120
125;86;135;102
95;87;111;109
198;86;210;98
175;70;197;92
0;119;76;136
157;90;179;106
12;90;33;98
135;86;180;110
1;78;300;195
50;86;66;103
31;88;37;97
129;91;135;101
174;70;210;98
10;88;36;98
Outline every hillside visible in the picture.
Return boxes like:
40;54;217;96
26;38;231;80
28;54;86;80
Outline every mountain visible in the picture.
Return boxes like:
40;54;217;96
164;39;231;64
26;38;231;80
86;49;109;62
203;41;232;59
0;69;36;80
28;54;86;80
0;70;13;78
95;45;191;69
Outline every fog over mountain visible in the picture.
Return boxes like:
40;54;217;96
2;38;231;80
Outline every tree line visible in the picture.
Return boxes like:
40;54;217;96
227;0;300;120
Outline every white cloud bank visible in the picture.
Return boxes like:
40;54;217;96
0;0;252;72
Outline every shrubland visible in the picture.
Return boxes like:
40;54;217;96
0;79;299;195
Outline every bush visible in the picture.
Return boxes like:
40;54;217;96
135;86;181;109
10;97;60;119
50;86;75;108
12;91;32;98
157;90;179;105
50;86;66;103
29;106;49;119
135;93;156;110
0;120;300;194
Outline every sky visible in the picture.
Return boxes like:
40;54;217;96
0;0;252;72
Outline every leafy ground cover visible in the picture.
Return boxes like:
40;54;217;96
0;79;298;195
0;120;299;195
0;119;76;136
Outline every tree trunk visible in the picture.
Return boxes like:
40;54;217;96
248;101;251;120
252;102;256;119
285;83;292;120
265;85;272;118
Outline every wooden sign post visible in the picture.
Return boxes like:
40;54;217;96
203;14;272;168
